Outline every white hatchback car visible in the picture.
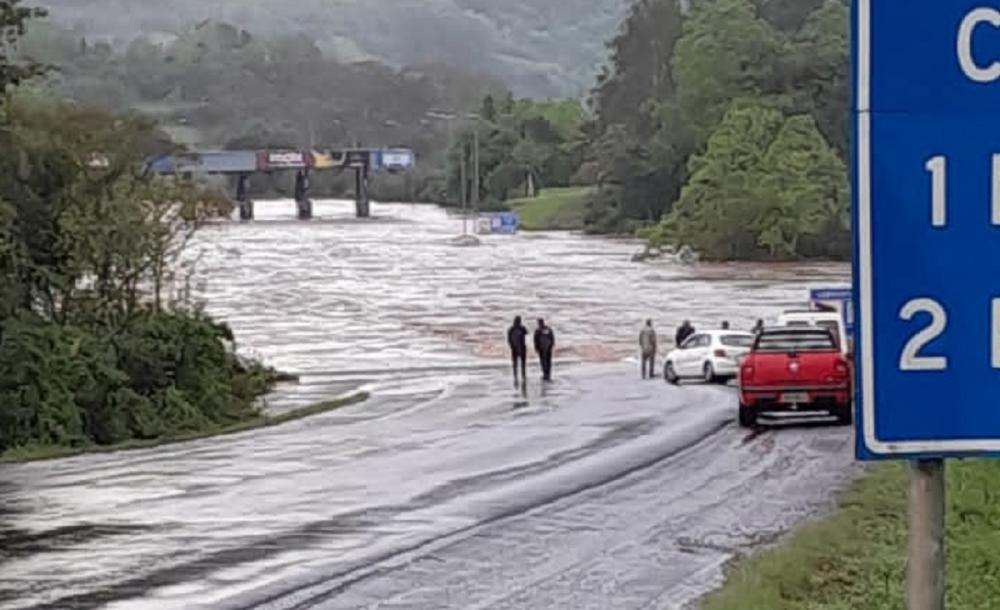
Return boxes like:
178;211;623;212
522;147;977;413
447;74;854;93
664;330;755;384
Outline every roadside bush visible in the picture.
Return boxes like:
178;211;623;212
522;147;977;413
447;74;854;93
0;311;276;454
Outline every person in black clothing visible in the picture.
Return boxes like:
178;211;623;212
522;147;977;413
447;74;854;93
675;320;695;347
534;319;556;381
507;316;528;387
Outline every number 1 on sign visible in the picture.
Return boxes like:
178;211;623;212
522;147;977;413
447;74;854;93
926;156;946;227
925;154;1000;227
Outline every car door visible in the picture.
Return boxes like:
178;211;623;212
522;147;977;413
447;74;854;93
679;334;707;376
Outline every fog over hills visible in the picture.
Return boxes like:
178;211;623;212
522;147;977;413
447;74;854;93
38;0;628;97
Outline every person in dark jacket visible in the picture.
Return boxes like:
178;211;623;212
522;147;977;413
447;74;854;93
675;320;695;347
534;319;556;381
507;316;528;387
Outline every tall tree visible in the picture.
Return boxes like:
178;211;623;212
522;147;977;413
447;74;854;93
592;0;684;134
672;0;781;143
755;114;849;258
653;101;785;259
0;0;47;93
785;0;850;160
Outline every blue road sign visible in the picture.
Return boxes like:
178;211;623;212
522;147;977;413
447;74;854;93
491;212;519;234
810;288;854;334
854;0;1000;458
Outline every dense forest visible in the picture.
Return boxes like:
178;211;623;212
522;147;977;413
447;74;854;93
0;2;276;456
585;0;850;260
445;95;589;209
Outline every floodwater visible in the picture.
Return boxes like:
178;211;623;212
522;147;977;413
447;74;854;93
0;201;856;609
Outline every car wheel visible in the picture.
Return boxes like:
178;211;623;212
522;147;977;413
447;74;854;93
664;362;679;385
703;362;717;384
738;404;757;428
834;402;853;426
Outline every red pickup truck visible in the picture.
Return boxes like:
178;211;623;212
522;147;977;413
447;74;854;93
738;327;853;428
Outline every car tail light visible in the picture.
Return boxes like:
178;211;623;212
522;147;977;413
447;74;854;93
834;359;850;377
741;364;754;380
714;349;727;358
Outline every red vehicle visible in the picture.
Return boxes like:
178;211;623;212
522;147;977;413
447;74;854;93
738;327;853;428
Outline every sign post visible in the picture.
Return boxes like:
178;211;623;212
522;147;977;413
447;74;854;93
907;460;945;610
851;0;1000;606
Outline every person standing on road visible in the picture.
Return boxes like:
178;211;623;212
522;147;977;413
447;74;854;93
675;320;695;347
721;320;731;330
639;319;658;379
508;316;528;387
752;319;765;335
534;319;556;382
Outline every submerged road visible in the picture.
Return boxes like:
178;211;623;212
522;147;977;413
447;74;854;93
2;201;857;608
0;365;858;610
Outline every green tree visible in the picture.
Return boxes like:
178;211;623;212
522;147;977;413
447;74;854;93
754;114;849;258
785;0;850;160
592;0;683;134
1;1;47;96
673;0;782;143
653;101;785;259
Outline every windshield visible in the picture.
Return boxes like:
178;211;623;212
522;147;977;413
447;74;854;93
754;330;837;353
721;335;753;348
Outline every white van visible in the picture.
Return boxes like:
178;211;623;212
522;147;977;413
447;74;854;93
775;310;852;356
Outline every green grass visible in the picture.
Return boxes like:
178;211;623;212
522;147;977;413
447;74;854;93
509;186;593;231
701;460;1000;610
1;392;369;464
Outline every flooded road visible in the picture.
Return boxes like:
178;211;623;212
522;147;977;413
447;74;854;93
0;201;855;609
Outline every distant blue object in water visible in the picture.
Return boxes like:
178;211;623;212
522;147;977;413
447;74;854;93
491;212;519;234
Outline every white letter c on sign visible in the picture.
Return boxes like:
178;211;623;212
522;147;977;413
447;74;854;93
959;7;1000;82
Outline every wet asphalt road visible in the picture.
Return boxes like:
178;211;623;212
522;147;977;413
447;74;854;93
1;365;859;610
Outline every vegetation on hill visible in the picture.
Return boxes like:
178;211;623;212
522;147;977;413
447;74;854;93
17;18;506;201
0;2;277;457
37;0;628;99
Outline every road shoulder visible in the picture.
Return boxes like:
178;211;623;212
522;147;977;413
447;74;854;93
700;460;1000;610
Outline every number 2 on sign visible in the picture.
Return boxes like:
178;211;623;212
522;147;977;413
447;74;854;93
925;154;1000;227
898;298;1000;371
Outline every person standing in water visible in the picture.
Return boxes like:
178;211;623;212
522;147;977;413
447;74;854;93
507;316;528;387
639;319;658;379
534;319;556;382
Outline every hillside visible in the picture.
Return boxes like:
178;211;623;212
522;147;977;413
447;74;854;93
37;0;628;98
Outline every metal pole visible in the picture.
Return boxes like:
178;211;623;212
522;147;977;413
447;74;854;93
472;123;480;216
459;140;468;236
907;459;945;610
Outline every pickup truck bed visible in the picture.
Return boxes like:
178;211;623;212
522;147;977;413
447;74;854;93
739;327;852;427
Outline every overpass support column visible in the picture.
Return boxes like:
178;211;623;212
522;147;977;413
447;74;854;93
355;166;371;218
295;170;313;220
236;174;254;221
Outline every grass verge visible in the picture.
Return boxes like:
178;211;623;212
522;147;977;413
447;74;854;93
1;392;369;464
700;460;1000;610
509;186;593;231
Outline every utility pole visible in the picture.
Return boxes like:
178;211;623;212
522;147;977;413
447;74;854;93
472;122;480;219
907;459;945;610
459;139;468;236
